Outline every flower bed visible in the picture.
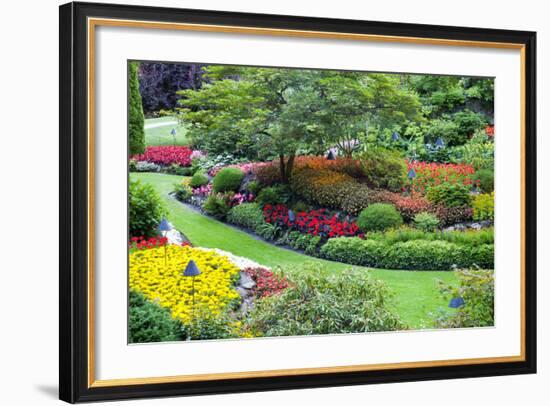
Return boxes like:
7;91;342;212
131;146;194;167
242;267;289;298
406;161;476;194
263;204;362;239
129;245;240;323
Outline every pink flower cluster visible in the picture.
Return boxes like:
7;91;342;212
131;146;194;167
209;161;271;176
192;184;212;197
229;192;255;207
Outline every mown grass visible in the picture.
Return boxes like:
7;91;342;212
144;116;188;146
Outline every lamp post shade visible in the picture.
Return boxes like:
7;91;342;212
288;209;296;223
435;137;445;148
158;218;172;233
326;150;336;160
170;128;177;136
391;131;400;141
407;167;417;180
449;297;465;308
183;259;201;277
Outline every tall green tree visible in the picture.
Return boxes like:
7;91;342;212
129;62;145;155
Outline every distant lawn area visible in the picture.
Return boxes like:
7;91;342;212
144;116;188;146
130;172;458;329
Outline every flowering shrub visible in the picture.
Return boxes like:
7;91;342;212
228;192;255;207
254;163;282;186
131;146;194;166
406;161;476;194
293;156;364;178
242;267;289;298
129;235;168;250
263;204;361;239
210;161;271;176
368;190;432;221
486;125;495;137
473;192;494;221
129;245;240;324
431;204;473;226
192;183;212;197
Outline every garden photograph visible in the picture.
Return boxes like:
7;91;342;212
128;61;495;343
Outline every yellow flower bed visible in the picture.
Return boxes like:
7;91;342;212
129;245;240;324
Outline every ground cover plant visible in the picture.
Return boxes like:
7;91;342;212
127;61;495;343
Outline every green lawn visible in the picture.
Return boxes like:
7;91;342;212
144;116;188;146
131;172;457;329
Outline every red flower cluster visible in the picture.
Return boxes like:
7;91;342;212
263;204;361;238
131;146;193;167
242;267;289;298
485;125;495;137
406;161;476;194
129;235;168;250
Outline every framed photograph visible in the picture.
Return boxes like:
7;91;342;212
59;1;537;403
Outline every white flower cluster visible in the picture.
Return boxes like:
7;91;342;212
196;247;270;271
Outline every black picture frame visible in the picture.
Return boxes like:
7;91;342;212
59;1;537;403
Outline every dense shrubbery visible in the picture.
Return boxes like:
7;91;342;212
413;212;440;232
426;183;472;208
246;263;406;336
321;232;493;270
290;168;356;209
358;147;407;191
473;168;494;193
473;192;494;221
254;163;281;186
189;171;209;188
256;185;292;206
431;204;473;226
227;203;266;231
357;203;403;232
129;290;183;343
212;167;244;193
434;269;494;328
368;190;432;221
129;179;167;237
203;194;230;219
173;183;192;201
407;161;476;194
242;267;290;298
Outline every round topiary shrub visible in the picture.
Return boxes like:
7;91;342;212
189;171;209;188
357;203;403;232
212;167;244;193
413;211;440;232
129;179;167;237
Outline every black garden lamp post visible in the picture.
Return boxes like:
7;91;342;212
391;131;400;142
170;128;177;146
158;218;172;267
326;150;336;160
407;167;417;194
449;297;465;308
435;137;445;149
183;260;202;323
288;209;296;225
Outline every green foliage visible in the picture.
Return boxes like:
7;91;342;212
473;192;494;221
277;231;322;255
255;222;280;241
358;147;407;191
426;183;472;208
173;183;192;201
357;203;403;232
320;234;494;270
291;201;312;213
180;309;241;340
227;203;266;231
473;168;494;193
189;171;209;188
245;180;262;195
256;185;292;206
129;290;183;343
340;183;370;215
449;129;494;169
368;227;494;246
212;168;244;193
129;62;146;155
435;269;494;328
413;212;440;232
202;194;230;219
254;164;282;186
452;110;488;141
129;179;167;237
246;263;406;336
320;237;386;267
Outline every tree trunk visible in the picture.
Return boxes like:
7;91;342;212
279;154;286;183
278;153;296;183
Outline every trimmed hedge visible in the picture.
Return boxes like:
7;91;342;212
227;203;266;231
320;236;493;270
212;167;244;193
189;171;209;188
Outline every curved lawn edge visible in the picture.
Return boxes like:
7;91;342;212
131;172;457;328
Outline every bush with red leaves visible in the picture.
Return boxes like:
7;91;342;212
242;267;289;298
